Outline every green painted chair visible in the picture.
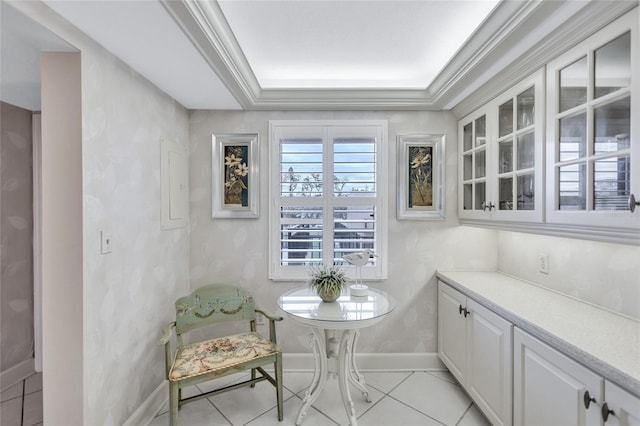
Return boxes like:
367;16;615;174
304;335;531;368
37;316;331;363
159;284;283;425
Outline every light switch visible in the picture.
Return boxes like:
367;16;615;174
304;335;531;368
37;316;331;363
101;230;112;254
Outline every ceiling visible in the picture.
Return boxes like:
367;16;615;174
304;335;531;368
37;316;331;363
2;0;636;112
1;1;76;111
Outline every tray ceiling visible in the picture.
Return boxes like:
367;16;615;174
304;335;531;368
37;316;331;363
3;0;636;112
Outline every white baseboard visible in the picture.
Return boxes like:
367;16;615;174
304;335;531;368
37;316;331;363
123;380;167;426
0;357;35;392
282;352;446;372
127;352;444;425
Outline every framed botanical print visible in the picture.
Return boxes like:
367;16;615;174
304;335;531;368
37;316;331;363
212;133;259;218
397;134;445;220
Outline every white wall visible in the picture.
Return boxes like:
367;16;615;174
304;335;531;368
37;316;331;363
14;2;191;424
189;110;498;354
80;45;190;425
498;231;640;319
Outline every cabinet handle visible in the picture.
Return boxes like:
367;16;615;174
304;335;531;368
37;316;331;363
629;194;640;212
583;390;596;409
482;201;495;211
457;305;471;317
601;402;615;422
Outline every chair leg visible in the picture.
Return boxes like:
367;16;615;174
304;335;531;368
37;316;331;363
169;382;179;426
275;353;283;421
251;367;256;388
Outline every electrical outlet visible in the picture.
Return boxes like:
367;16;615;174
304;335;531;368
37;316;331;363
539;253;549;274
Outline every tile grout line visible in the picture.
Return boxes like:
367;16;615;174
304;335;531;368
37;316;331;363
425;370;459;386
354;371;416;422
149;370;487;425
21;379;26;426
454;401;474;426
196;383;233;426
383;393;448;426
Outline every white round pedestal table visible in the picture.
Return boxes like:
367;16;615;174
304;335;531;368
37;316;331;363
278;287;396;426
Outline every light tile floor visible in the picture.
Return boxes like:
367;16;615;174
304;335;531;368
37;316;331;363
0;373;43;426
150;370;491;426
0;370;490;426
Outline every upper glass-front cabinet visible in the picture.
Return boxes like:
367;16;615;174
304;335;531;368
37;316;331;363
546;9;639;231
461;111;488;214
459;70;544;222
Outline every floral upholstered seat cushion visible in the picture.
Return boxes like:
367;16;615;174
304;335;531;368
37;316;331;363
169;332;280;382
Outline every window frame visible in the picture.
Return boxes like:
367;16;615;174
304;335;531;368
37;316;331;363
268;120;388;282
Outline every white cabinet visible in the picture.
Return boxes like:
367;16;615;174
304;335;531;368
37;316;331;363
514;328;604;425
438;272;640;426
438;281;467;382
545;8;640;231
514;327;640;426
602;381;640;426
457;8;640;244
459;69;545;223
438;282;513;426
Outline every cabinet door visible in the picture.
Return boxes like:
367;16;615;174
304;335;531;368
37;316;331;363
437;282;467;383
514;328;603;426
459;69;545;223
546;8;640;230
466;299;513;426
603;381;640;426
459;109;492;220
491;70;545;223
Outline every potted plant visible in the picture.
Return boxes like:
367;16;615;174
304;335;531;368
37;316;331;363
308;264;347;302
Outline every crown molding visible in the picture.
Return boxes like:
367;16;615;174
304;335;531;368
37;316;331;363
251;88;437;111
426;0;542;104
160;0;259;109
163;0;439;110
163;0;637;111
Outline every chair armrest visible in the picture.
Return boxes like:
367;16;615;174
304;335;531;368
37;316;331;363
255;309;283;344
158;322;176;379
255;309;284;322
158;321;176;345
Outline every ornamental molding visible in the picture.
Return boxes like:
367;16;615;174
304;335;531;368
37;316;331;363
161;0;636;111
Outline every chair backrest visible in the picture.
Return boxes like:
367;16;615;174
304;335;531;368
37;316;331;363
174;284;256;334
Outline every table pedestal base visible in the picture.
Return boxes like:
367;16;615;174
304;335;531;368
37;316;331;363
296;328;371;426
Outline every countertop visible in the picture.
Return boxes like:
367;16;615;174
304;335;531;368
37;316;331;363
436;270;640;397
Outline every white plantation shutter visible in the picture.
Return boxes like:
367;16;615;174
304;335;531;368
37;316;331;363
269;121;388;281
279;136;324;266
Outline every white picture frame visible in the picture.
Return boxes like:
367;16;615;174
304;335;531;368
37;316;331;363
397;134;445;220
212;133;259;219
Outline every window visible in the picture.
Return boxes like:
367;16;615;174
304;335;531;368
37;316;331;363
269;120;388;281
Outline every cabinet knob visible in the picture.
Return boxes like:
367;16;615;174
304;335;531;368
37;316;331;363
482;201;495;211
457;305;470;317
601;402;615;422
583;390;596;409
629;194;640;212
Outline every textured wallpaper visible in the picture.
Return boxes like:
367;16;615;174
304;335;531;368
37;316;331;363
0;101;34;373
79;46;190;424
189;110;498;355
498;231;640;319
